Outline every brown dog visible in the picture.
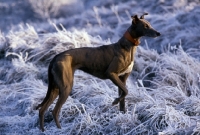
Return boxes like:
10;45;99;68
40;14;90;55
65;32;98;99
36;13;160;131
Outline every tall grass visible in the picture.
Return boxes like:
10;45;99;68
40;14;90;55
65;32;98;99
0;0;200;134
0;23;199;134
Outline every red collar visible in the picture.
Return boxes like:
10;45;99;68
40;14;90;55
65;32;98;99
124;31;140;46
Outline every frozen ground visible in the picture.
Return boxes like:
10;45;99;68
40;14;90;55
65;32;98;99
0;0;200;134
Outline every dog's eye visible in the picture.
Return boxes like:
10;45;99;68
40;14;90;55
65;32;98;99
145;25;149;28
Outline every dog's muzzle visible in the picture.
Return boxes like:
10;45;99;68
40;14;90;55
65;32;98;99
156;32;161;36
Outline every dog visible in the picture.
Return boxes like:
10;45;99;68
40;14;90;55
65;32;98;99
36;13;161;131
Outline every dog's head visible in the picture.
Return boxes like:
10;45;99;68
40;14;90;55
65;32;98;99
130;13;160;38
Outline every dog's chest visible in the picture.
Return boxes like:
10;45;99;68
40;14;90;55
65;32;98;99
118;61;134;76
117;46;137;76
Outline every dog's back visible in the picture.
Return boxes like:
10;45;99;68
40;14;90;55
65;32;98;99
53;44;116;79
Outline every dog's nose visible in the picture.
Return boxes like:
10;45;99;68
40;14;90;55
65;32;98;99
156;32;161;36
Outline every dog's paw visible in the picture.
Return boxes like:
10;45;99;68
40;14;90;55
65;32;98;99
112;98;120;105
120;108;126;113
40;127;45;132
35;104;42;110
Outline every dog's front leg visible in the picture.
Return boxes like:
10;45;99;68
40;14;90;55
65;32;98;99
108;72;128;105
106;57;128;106
118;73;130;112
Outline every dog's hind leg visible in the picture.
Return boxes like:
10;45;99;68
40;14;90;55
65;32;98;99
52;84;72;129
39;87;59;131
52;60;74;129
118;73;130;113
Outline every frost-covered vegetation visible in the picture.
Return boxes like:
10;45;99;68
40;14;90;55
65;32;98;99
0;0;200;134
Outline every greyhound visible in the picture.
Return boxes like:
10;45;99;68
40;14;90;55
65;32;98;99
36;13;160;131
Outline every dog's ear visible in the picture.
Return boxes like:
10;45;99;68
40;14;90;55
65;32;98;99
140;13;148;19
131;15;139;24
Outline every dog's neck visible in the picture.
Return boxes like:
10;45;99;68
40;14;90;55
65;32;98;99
118;30;140;51
117;30;140;61
123;31;140;46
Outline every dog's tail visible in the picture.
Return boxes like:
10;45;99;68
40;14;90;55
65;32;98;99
36;60;55;110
